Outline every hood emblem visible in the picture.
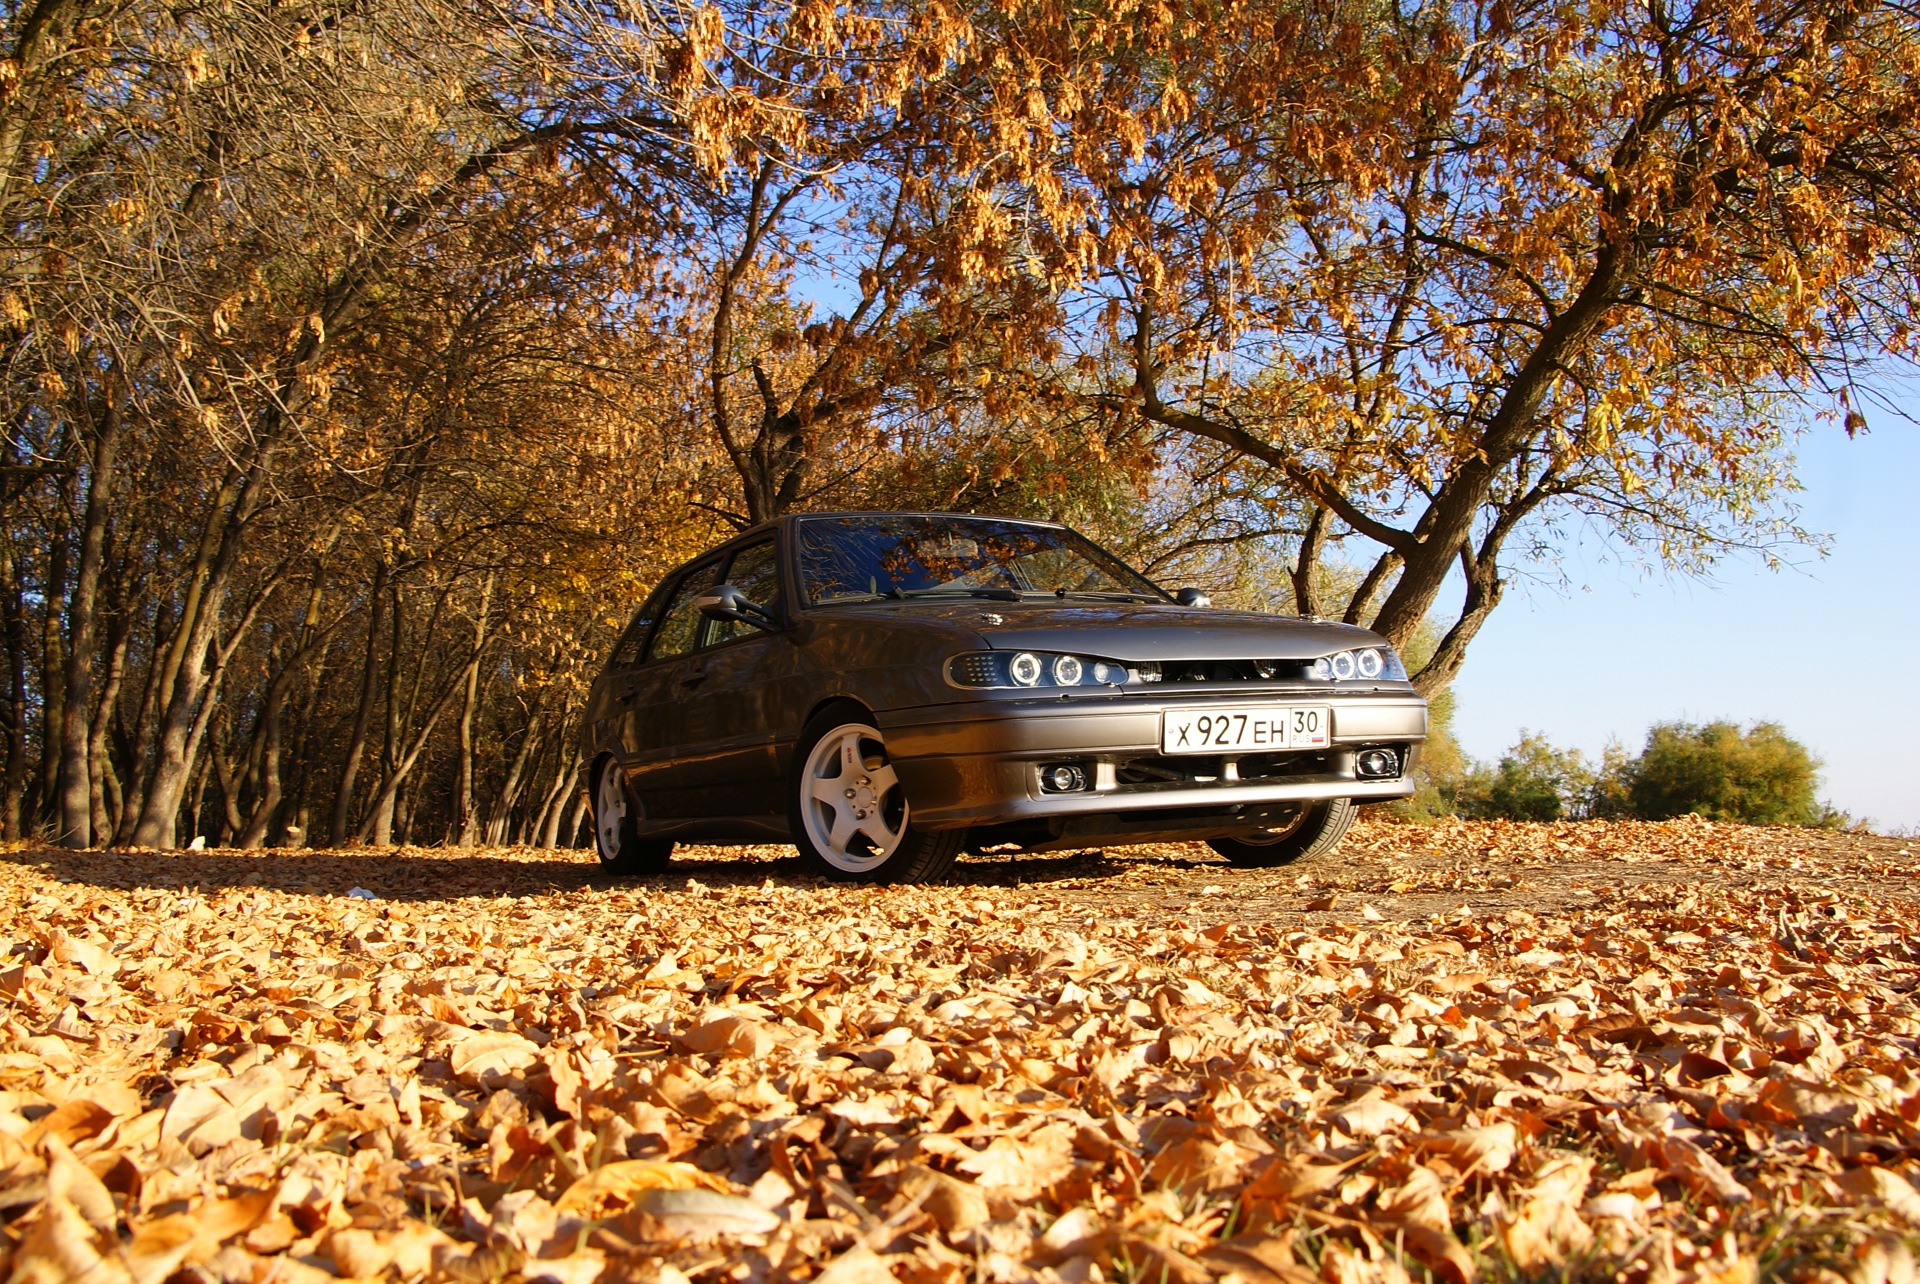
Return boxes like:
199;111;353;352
981;613;1005;626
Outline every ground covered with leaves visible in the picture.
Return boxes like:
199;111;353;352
3;817;1918;1284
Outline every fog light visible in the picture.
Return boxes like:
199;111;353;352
1040;763;1089;793
1355;748;1400;779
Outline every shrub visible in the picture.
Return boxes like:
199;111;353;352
1625;720;1824;825
1449;731;1593;821
1583;740;1636;819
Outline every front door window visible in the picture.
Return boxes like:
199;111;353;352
647;562;721;663
706;539;781;647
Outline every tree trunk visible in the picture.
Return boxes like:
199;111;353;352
0;544;28;840
127;452;270;848
238;666;287;849
86;609;130;845
561;788;589;849
211;712;245;844
57;393;120;848
454;572;495;846
237;582;333;852
115;599;173;832
1367;244;1634;648
350;671;469;845
37;496;67;826
1290;506;1327;617
532;754;579;849
1342;551;1398;627
484;718;542;846
370;571;408;846
329;559;389;846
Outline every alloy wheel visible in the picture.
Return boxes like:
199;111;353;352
595;760;628;863
799;723;907;874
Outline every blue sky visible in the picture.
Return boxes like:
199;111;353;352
1447;404;1919;832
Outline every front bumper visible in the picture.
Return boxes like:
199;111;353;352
877;688;1426;835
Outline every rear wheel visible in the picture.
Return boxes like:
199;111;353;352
593;757;672;875
791;708;962;883
1209;798;1356;867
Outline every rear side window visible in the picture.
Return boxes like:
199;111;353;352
646;561;722;662
609;590;666;667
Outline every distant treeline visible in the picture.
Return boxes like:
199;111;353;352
1409;721;1847;829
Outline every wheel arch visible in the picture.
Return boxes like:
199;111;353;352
587;751;620;807
802;695;877;732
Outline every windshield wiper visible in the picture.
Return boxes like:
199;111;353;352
891;586;1022;601
1047;590;1164;603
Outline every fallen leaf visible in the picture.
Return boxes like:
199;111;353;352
1837;1168;1920;1227
1501;1154;1595;1270
554;1159;724;1218
450;1030;541;1082
1660;1135;1750;1205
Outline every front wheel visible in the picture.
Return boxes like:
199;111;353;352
592;757;672;875
790;709;962;883
1209;798;1356;867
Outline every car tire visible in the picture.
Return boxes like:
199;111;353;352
1209;798;1356;867
790;705;962;883
591;756;672;875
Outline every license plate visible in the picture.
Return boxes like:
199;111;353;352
1161;706;1330;754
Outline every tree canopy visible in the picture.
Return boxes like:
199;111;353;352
4;0;1915;848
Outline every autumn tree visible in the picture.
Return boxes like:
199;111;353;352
990;0;1920;692
0;0;797;848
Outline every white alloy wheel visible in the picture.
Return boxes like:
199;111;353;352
799;722;907;874
596;759;629;863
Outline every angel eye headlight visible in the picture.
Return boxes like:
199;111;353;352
1051;655;1083;685
1092;661;1125;685
1008;652;1042;686
1356;648;1383;679
1330;650;1357;680
1309;657;1332;681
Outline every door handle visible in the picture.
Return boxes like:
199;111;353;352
680;670;706;689
615;690;636;705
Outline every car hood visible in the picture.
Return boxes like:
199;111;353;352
806;600;1386;661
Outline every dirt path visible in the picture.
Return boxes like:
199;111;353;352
13;813;1911;925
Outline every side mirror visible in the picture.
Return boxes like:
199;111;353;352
696;583;778;630
1175;587;1212;608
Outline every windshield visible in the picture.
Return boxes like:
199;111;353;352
796;514;1168;606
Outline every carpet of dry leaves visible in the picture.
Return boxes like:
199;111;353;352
3;816;1918;1284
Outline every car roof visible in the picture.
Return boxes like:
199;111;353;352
713;510;1071;546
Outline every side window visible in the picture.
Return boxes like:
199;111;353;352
707;539;782;647
645;562;722;663
609;592;665;668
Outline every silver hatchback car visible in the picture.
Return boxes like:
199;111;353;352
582;512;1427;881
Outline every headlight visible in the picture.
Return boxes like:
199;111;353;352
947;652;1129;689
1310;646;1406;682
